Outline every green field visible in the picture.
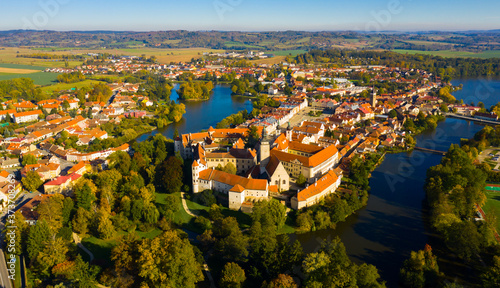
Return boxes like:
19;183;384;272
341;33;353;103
296;37;311;43
40;79;102;94
270;49;308;56
484;189;500;230
224;41;263;49
399;40;457;47
0;63;46;70
0;72;60;85
393;49;500;59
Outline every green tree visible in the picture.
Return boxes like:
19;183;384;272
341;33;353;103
27;220;51;263
245;126;260;149
440;104;449;113
262;274;297;288
388;109;398;118
61;197;74;226
95;169;123;191
4;211;27;256
143;202;160;224
159;156;183;193
22;154;38;166
36;236;68;271
296;173;307;187
22;171;43;192
303;237;385;288
97;216;115;240
223;162;237;175
400;245;440;288
482;256;500;288
137;231;204;287
37;194;65;233
108;151;131;175
71;255;100;288
252;199;286;230
220;262;246;288
75;183;96;211
72;207;91;235
62;100;70;111
154;137;168;165
213;217;248;262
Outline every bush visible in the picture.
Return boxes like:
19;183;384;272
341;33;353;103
194;216;212;231
194;189;217;207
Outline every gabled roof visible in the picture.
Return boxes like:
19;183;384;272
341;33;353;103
296;170;339;202
199;168;267;191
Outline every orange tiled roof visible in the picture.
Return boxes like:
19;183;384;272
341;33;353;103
14;110;42;117
199;168;267;191
296;170;339;202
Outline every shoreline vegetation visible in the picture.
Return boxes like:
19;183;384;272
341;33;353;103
177;81;214;101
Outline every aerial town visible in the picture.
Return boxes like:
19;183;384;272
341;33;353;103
1;49;498;287
2;2;500;286
0;53;466;217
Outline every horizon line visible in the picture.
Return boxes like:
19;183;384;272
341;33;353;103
1;29;500;34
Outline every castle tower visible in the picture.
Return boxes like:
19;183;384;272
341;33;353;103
259;141;270;168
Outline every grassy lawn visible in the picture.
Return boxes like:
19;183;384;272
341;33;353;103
185;195;261;230
279;217;296;234
81;225;162;266
484;190;500;230
156;192;199;231
82;236;121;267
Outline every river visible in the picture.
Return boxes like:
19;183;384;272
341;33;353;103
292;118;485;286
137;84;253;141
293;79;500;287
451;78;500;108
136;79;499;286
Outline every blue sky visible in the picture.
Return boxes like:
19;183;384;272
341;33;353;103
0;0;499;31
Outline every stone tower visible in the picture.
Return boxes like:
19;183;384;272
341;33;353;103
259;126;271;168
371;89;377;107
259;140;270;168
286;121;293;141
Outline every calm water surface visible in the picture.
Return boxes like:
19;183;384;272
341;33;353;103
137;84;253;141
292;118;485;287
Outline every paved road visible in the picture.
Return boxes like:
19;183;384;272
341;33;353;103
278;106;331;130
180;192;197;217
0;248;13;288
0;187;40;288
179;192;216;288
73;233;94;262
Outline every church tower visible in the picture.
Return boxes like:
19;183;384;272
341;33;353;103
370;88;377;107
259;126;271;168
286;121;293;141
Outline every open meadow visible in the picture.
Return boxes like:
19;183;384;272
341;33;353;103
394;49;500;58
0;46;225;66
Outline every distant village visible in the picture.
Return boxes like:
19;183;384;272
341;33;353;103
2;53;492;223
